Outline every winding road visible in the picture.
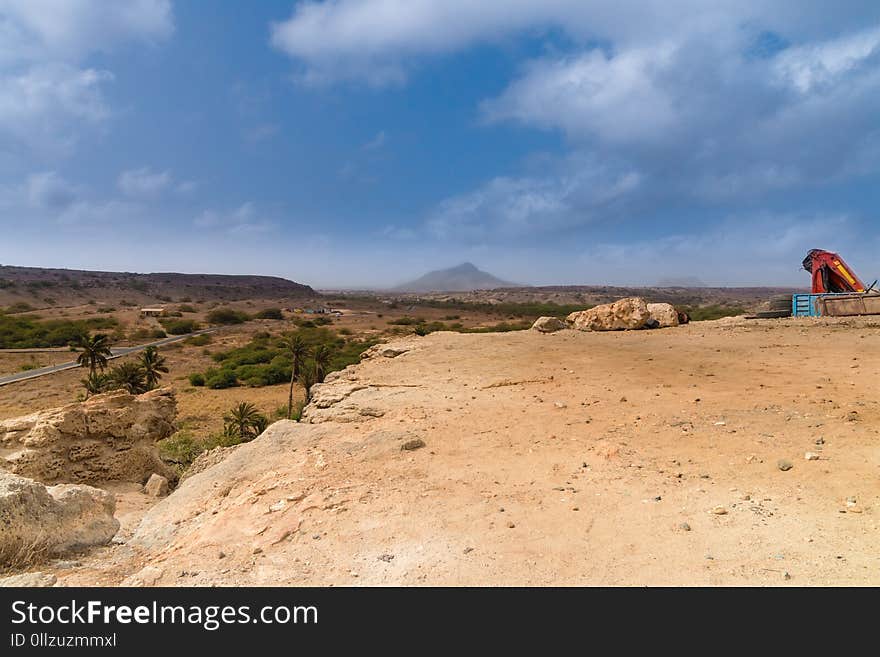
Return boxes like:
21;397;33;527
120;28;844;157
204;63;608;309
0;329;216;387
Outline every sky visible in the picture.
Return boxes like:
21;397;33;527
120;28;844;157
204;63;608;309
1;0;879;289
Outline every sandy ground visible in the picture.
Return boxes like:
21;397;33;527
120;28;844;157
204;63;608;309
33;314;878;587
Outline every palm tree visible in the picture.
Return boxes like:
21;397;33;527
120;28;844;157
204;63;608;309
312;344;333;383
73;333;113;378
280;334;309;419
139;346;168;390
82;371;109;396
300;362;317;404
107;362;148;394
223;402;267;442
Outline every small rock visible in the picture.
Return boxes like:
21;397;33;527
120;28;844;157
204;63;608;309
401;438;426;451
554;401;567;409
123;566;164;587
777;459;793;472
0;572;57;587
783;571;791;581
378;554;394;562
815;437;825;445
804;452;820;461
711;506;728;515
531;316;567;333
463;547;474;554
144;473;170;498
507;522;516;529
679;522;691;531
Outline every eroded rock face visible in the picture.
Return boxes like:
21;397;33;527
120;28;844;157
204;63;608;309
566;297;651;331
0;388;177;485
0;472;119;566
646;303;680;328
531;316;567;333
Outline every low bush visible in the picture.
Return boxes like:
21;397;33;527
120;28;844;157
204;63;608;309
203;367;238;389
206;308;250;325
188;373;205;386
160;318;199;335
0;313;119;348
679;304;745;321
184;333;211;346
255;308;283;320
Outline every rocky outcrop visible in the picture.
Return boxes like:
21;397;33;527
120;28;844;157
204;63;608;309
181;445;240;482
0;388;177;485
646;303;680;328
531;316;567;333
566;297;651;331
360;341;419;360
0;571;57;587
0;472;118;566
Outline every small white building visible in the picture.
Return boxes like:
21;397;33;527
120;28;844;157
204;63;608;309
139;307;166;318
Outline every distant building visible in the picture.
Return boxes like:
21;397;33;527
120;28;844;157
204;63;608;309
139;307;166;317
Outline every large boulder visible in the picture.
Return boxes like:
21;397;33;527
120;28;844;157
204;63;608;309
0;388;177;485
646;303;680;328
0;472;119;566
531;316;567;333
566;297;651;331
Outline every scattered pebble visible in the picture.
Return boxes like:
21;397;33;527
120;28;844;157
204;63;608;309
804;452;820;461
711;506;728;515
679;522;691;531
507;522;516;529
401;438;426;451
777;459;793;471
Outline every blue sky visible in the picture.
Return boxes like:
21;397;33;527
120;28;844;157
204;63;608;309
1;1;879;288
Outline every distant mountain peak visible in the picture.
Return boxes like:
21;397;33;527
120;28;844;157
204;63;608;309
393;263;520;292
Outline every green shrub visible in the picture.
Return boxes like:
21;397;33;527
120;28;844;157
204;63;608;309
184;333;211;346
204;367;238;389
0;313;119;348
255;308;283;320
159;318;199;335
188;373;205;386
177;304;197;313
206;308;250;325
678;305;745;321
5;302;34;314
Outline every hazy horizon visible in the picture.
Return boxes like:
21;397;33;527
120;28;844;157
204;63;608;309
2;2;879;289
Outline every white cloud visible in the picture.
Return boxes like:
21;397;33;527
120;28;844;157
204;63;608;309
774;25;880;93
194;202;276;235
0;0;173;64
269;0;879;85
482;46;679;144
428;159;640;239
0;0;173;154
118;167;172;197
25;171;78;209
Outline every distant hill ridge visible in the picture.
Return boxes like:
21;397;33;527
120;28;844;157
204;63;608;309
393;262;520;292
0;265;315;305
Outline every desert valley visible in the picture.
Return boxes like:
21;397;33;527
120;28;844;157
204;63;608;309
1;264;877;587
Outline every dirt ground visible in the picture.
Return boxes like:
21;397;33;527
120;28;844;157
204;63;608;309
32;314;879;586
